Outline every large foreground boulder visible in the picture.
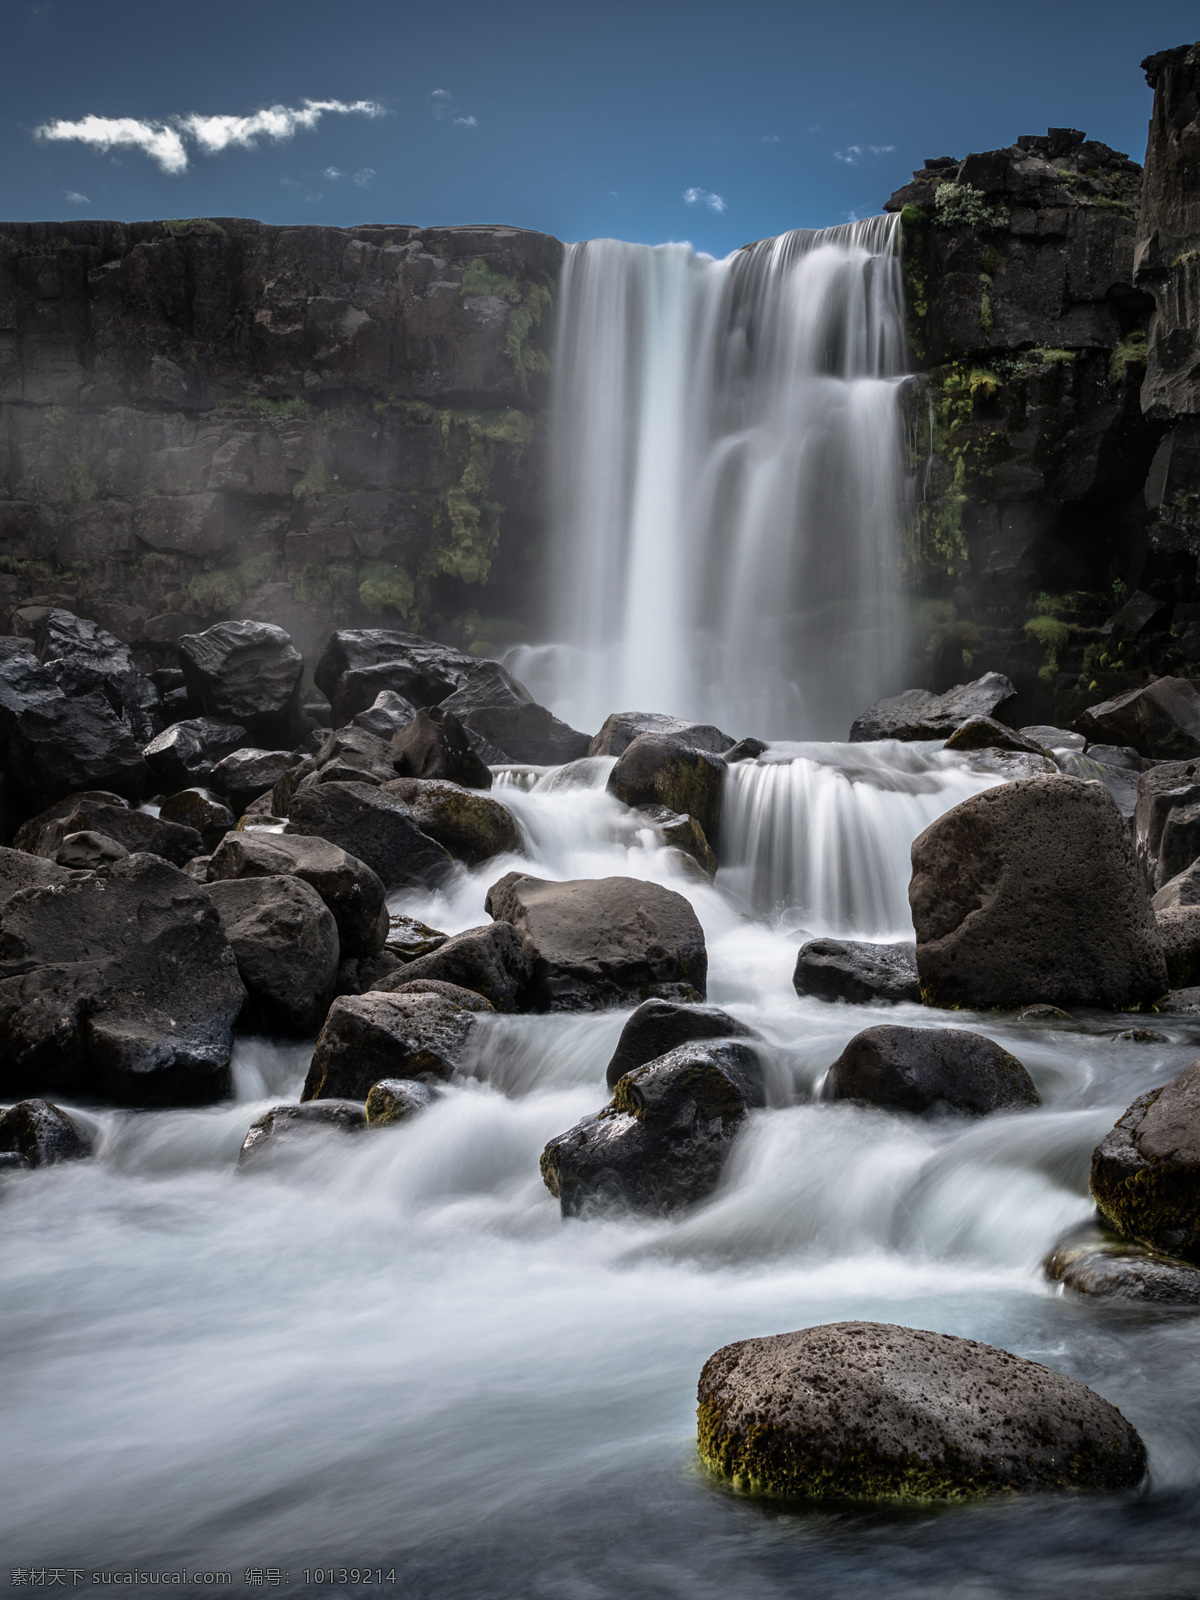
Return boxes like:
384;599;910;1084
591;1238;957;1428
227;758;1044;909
0;1097;93;1168
910;777;1167;1010
589;712;735;757
1091;1058;1200;1263
0;853;245;1105
604;998;759;1089
285;781;453;891
485;872;707;1010
384;777;521;864
849;673;1016;743
696;1322;1146;1500
204;875;339;1034
207;829;388;958
1077;677;1200;760
541;1040;764;1217
607;735;726;842
793;939;919;1005
178;620;303;742
824;1025;1039;1116
372;921;533;1012
302;983;492;1101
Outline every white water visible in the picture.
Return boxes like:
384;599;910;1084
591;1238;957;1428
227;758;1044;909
5;747;1200;1594
510;218;912;740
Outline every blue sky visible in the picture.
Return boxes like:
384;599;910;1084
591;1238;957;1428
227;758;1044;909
4;0;1197;253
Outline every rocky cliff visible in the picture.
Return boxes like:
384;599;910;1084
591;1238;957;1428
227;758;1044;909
0;219;560;664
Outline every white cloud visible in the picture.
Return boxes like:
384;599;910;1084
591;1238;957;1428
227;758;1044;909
430;89;452;120
34;97;384;174
683;186;726;213
453;115;477;128
834;142;895;165
64;190;89;204
870;144;895;154
762;135;779;144
323;166;344;180
353;167;375;186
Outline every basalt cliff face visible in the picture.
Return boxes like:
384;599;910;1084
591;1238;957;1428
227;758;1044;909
0;219;560;663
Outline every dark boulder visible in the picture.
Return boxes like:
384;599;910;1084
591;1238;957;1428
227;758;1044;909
238;1099;365;1168
365;1077;438;1125
178;620;303;742
441;664;591;764
849;673;1017;742
588;712;735;758
372;921;533;1013
1077;677;1200;760
12;790;126;851
204;875;339;1034
386;914;449;961
0;845;80;908
207;829;388;959
0;1097;93;1168
35;609;162;743
486;871;707;1011
943;717;1047;754
157;789;236;851
1091;1057;1200;1263
638;804;718;878
384;777;521;864
309;725;399;787
541;1039;763;1217
910;777;1167;1010
8;692;148;806
824;1025;1039;1116
725;737;768;763
55;830;128;869
1153;857;1200;909
1156;905;1200;988
20;795;204;868
334;950;403;998
1021;725;1086;752
0;642;67;755
793;939;920;1005
315;629;476;726
605;998;759;1089
302;983;492;1101
391;706;492;790
1044;1218;1200;1305
143;718;248;793
1132;759;1200;890
286;781;453;891
696;1321;1146;1500
209;747;301;813
0;853;245;1106
607;735;726;842
352;689;417;741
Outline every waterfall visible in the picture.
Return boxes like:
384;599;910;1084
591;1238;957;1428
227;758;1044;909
512;216;911;741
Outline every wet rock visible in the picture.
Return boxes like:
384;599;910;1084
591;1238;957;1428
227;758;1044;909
696;1320;1146;1500
1091;1057;1200;1263
605;998;760;1089
301;984;492;1101
1021;725;1086;752
1113;1028;1169;1042
636;803;718;878
1133;760;1200;890
1086;744;1146;771
960;748;1058;781
1017;1003;1073;1021
0;1097;93;1168
12;790;126;850
35;609;162;743
364;1078;438;1126
541;1040;764;1217
944;717;1047;754
1153;859;1200;914
0;853;245;1106
793;939;920;1005
1154;987;1200;1014
824;1024;1039;1116
204;875;339;1034
1077;677;1200;760
178;620;303;742
607;734;726;843
209;747;301;813
334;951;403;998
309;725;399;787
588;712;735;758
910;777;1167;1010
391;706;492;790
207;828;388;959
1044;1219;1200;1304
55;830;128;869
0;845;79;909
485;870;708;1011
20;795;205;868
0;642;68;755
314;629;477;728
725;737;769;763
157;789;236;851
8;692;149;806
352;689;417;741
1156;905;1200;988
143;718;248;793
386;914;449;961
238;1099;366;1167
372;921;533;1013
439;661;591;764
384;776;521;864
849;673;1017;743
286;780;453;891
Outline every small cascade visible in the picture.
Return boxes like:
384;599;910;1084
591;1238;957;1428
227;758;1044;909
513;216;912;741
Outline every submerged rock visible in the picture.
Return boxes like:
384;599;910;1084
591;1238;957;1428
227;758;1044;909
302;983;493;1101
849;673;1016;743
696;1321;1146;1500
793;939;919;1005
824;1025;1039;1116
485;871;707;1011
541;1040;764;1217
910;777;1166;1010
364;1078;438;1126
372;921;533;1013
238;1099;366;1167
604;998;759;1089
1044;1218;1200;1304
1091;1057;1200;1263
0;1097;93;1168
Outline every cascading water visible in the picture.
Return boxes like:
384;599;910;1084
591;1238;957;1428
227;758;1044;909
510;217;912;740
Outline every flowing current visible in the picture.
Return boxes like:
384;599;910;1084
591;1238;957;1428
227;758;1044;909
4;747;1200;1596
511;218;911;740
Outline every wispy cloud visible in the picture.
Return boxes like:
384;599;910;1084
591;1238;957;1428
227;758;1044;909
834;143;895;166
453;116;477;128
762;135;780;144
64;190;89;204
683;186;726;213
353;167;375;187
429;88;477;128
34;98;384;174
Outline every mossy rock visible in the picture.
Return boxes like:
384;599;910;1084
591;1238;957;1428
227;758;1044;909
1090;1058;1200;1262
385;776;521;864
606;734;726;843
364;1077;437;1126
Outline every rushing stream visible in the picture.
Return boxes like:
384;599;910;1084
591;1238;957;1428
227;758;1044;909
4;746;1200;1596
